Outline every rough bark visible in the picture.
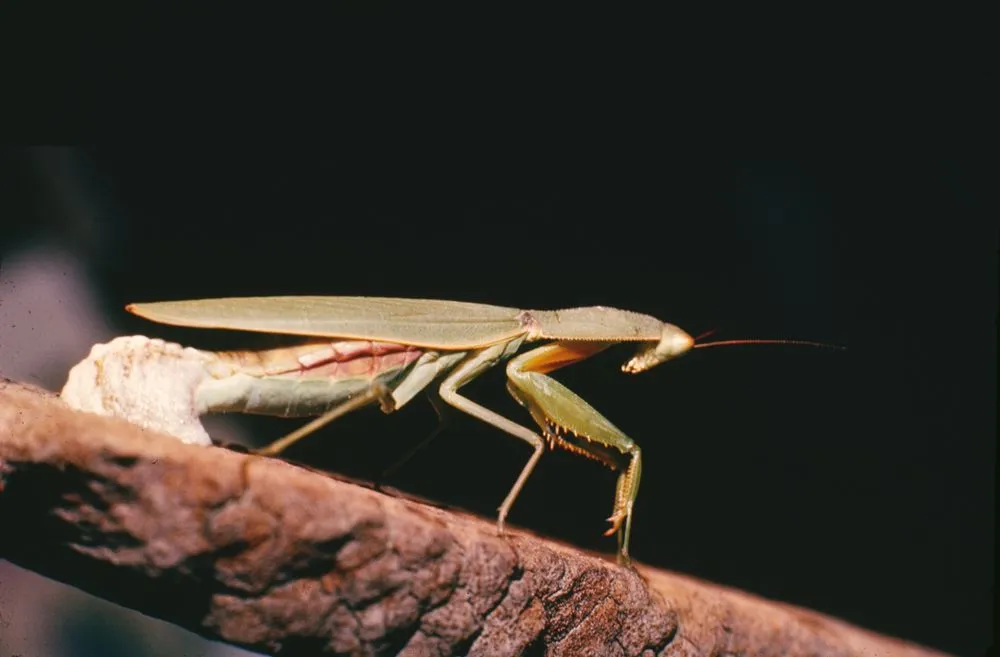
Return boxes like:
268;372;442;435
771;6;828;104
0;380;951;657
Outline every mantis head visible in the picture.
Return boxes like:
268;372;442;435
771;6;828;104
622;323;695;373
622;323;842;374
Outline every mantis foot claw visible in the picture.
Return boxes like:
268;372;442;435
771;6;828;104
604;510;626;537
495;502;512;536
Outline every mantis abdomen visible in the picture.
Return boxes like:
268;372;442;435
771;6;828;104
200;340;424;417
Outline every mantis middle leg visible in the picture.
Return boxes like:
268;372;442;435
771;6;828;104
437;341;545;534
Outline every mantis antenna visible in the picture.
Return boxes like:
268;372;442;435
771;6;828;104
693;338;844;350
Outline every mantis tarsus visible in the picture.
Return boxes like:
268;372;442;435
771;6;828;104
123;295;834;565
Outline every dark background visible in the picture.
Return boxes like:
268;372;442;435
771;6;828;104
0;8;993;657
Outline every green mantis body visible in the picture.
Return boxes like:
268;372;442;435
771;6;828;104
127;296;813;565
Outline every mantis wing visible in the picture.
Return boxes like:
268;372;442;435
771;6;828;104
127;296;528;350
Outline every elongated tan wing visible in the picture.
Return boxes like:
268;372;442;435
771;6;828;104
126;296;528;350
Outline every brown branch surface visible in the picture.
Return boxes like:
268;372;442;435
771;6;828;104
0;380;951;657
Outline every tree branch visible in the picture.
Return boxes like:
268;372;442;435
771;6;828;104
0;380;951;657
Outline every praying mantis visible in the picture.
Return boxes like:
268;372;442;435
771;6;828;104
120;295;833;565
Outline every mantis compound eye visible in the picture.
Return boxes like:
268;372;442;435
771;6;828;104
622;323;694;373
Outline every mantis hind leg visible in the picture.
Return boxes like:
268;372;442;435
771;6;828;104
437;342;545;534
254;381;396;457
241;381;396;493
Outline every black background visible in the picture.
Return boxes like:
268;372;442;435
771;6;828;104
0;7;993;657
